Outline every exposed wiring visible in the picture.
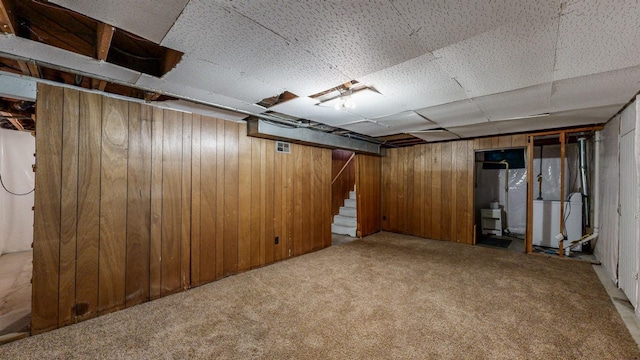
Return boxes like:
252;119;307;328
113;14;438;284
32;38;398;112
0;171;34;196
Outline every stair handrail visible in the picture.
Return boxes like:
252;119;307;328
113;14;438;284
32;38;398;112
332;152;356;185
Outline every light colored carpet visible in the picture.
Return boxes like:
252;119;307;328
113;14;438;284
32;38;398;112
1;232;638;359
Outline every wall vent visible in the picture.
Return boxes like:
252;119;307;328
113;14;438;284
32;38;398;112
275;141;291;154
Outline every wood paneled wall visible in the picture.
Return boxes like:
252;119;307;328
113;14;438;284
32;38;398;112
356;154;381;237
331;149;355;215
33;84;331;334
381;134;526;244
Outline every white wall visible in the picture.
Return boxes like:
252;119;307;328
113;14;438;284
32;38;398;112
595;116;620;284
0;128;35;254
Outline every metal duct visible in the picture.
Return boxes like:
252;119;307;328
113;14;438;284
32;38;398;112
577;137;590;228
246;119;384;156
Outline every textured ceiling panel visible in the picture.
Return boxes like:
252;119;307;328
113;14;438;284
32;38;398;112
161;0;348;97
391;0;562;51
493;105;620;134
319;88;407;119
268;97;364;127
551;65;640;113
416;99;488;127
0;72;36;101
163;57;283;104
446;122;500;139
434;17;558;97
474;83;552;121
342;111;438;137
155;100;247;122
0;35;142;84
554;0;640;80
358;53;467;110
408;130;460;142
136;74;267;115
51;0;190;43
225;0;428;79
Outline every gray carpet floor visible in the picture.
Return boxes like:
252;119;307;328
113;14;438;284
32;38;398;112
1;232;638;359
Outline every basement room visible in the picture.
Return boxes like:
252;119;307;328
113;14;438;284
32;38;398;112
0;0;639;358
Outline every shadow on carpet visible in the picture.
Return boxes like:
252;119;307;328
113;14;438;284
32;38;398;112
477;236;512;248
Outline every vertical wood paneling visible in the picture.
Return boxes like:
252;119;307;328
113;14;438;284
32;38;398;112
215;119;225;279
59;88;79;326
264;141;275;262
455;141;468;243
75;91;101;320
34;85;335;334
322;150;332;247
181;114;192;290
423;145;432;239
440;142;452;241
223;123;239;276
431;143;442;239
33;84;63;333
149;107;163;299
160;110;182;295
498;135;512;149
511;134;527;147
98;96;128;313
238;123;252;272
356;154;382;238
125;103;151;307
467;141;475;244
199;116;217;283
406;147;415;235
190;114;202;286
250;138;263;269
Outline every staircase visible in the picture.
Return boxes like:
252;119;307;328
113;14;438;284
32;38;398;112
331;189;357;237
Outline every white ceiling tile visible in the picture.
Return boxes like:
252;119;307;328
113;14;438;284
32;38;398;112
474;83;552;121
408;130;460;142
358;53;467;110
136;74;266;115
163;57;282;104
341;111;438;137
51;0;190;43
268;97;364;127
225;0;429;79
391;0;562;51
434;17;558;97
554;0;640;80
492;105;621;134
0;35;142;84
446;123;500;139
551;65;640;113
416;99;488;127
155;100;247;122
161;0;349;97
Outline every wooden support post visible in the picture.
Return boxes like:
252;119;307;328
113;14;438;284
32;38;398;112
559;132;566;258
526;135;534;254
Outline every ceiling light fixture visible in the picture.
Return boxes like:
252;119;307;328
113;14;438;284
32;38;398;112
334;88;356;111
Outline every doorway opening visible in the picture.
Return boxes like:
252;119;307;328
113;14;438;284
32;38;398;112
474;148;527;252
0;116;35;342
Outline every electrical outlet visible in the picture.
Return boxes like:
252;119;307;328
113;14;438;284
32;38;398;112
274;236;279;245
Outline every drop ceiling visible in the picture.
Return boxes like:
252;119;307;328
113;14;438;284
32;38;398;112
1;0;639;144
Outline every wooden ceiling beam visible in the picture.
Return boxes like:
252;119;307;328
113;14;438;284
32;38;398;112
144;92;162;101
162;48;183;74
0;0;34;77
90;22;114;91
0;0;15;34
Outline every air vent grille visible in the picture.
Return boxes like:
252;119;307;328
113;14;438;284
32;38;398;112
275;141;291;154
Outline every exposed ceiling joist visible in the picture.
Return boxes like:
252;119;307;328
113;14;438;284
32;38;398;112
0;0;35;77
91;22;114;90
